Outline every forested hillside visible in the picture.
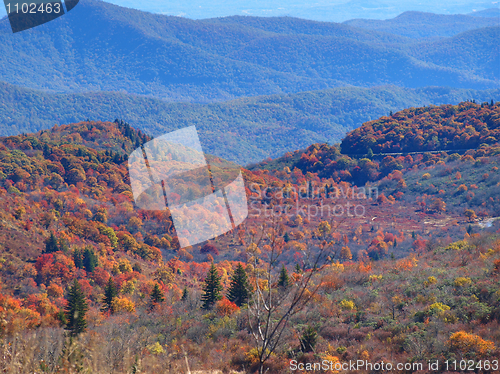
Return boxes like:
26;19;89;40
341;100;500;154
1;81;499;164
0;0;498;102
344;11;500;38
253;101;500;216
1;104;500;373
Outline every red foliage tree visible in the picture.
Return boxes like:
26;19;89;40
200;243;219;256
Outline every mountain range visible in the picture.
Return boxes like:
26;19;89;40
2;1;500;373
344;10;500;38
0;0;498;103
2;81;499;164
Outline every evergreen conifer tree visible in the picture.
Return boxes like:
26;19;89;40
64;279;88;337
201;263;223;310
102;277;118;314
83;247;98;273
150;283;165;304
278;265;290;288
227;263;250;307
181;287;189;301
295;263;302;273
45;232;59;253
300;326;318;353
73;249;84;269
283;232;291;243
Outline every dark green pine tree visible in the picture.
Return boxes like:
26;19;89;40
150;283;165;304
43;144;50;158
83;247;98;273
64;279;88;337
45;232;59;253
102;277;118;314
227;263;250;307
295;263;302;274
278;265;290;288
283;232;291;243
181;287;189;301
73;249;84;269
201;263;223;310
300;326;318;353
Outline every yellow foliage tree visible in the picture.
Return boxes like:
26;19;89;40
449;331;495;358
454;277;471;287
127;216;143;231
111;296;136;313
118;258;132;274
317;221;331;237
464;209;477;222
340;299;356;311
340;246;352;261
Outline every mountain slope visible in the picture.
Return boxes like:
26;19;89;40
344;11;500;38
0;0;498;103
341;100;500;154
1;106;500;374
409;27;500;81
202;15;411;44
468;8;500;17
251;101;500;215
2;81;500;164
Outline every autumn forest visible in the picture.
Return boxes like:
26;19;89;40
0;100;499;373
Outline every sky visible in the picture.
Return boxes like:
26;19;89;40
91;0;500;21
